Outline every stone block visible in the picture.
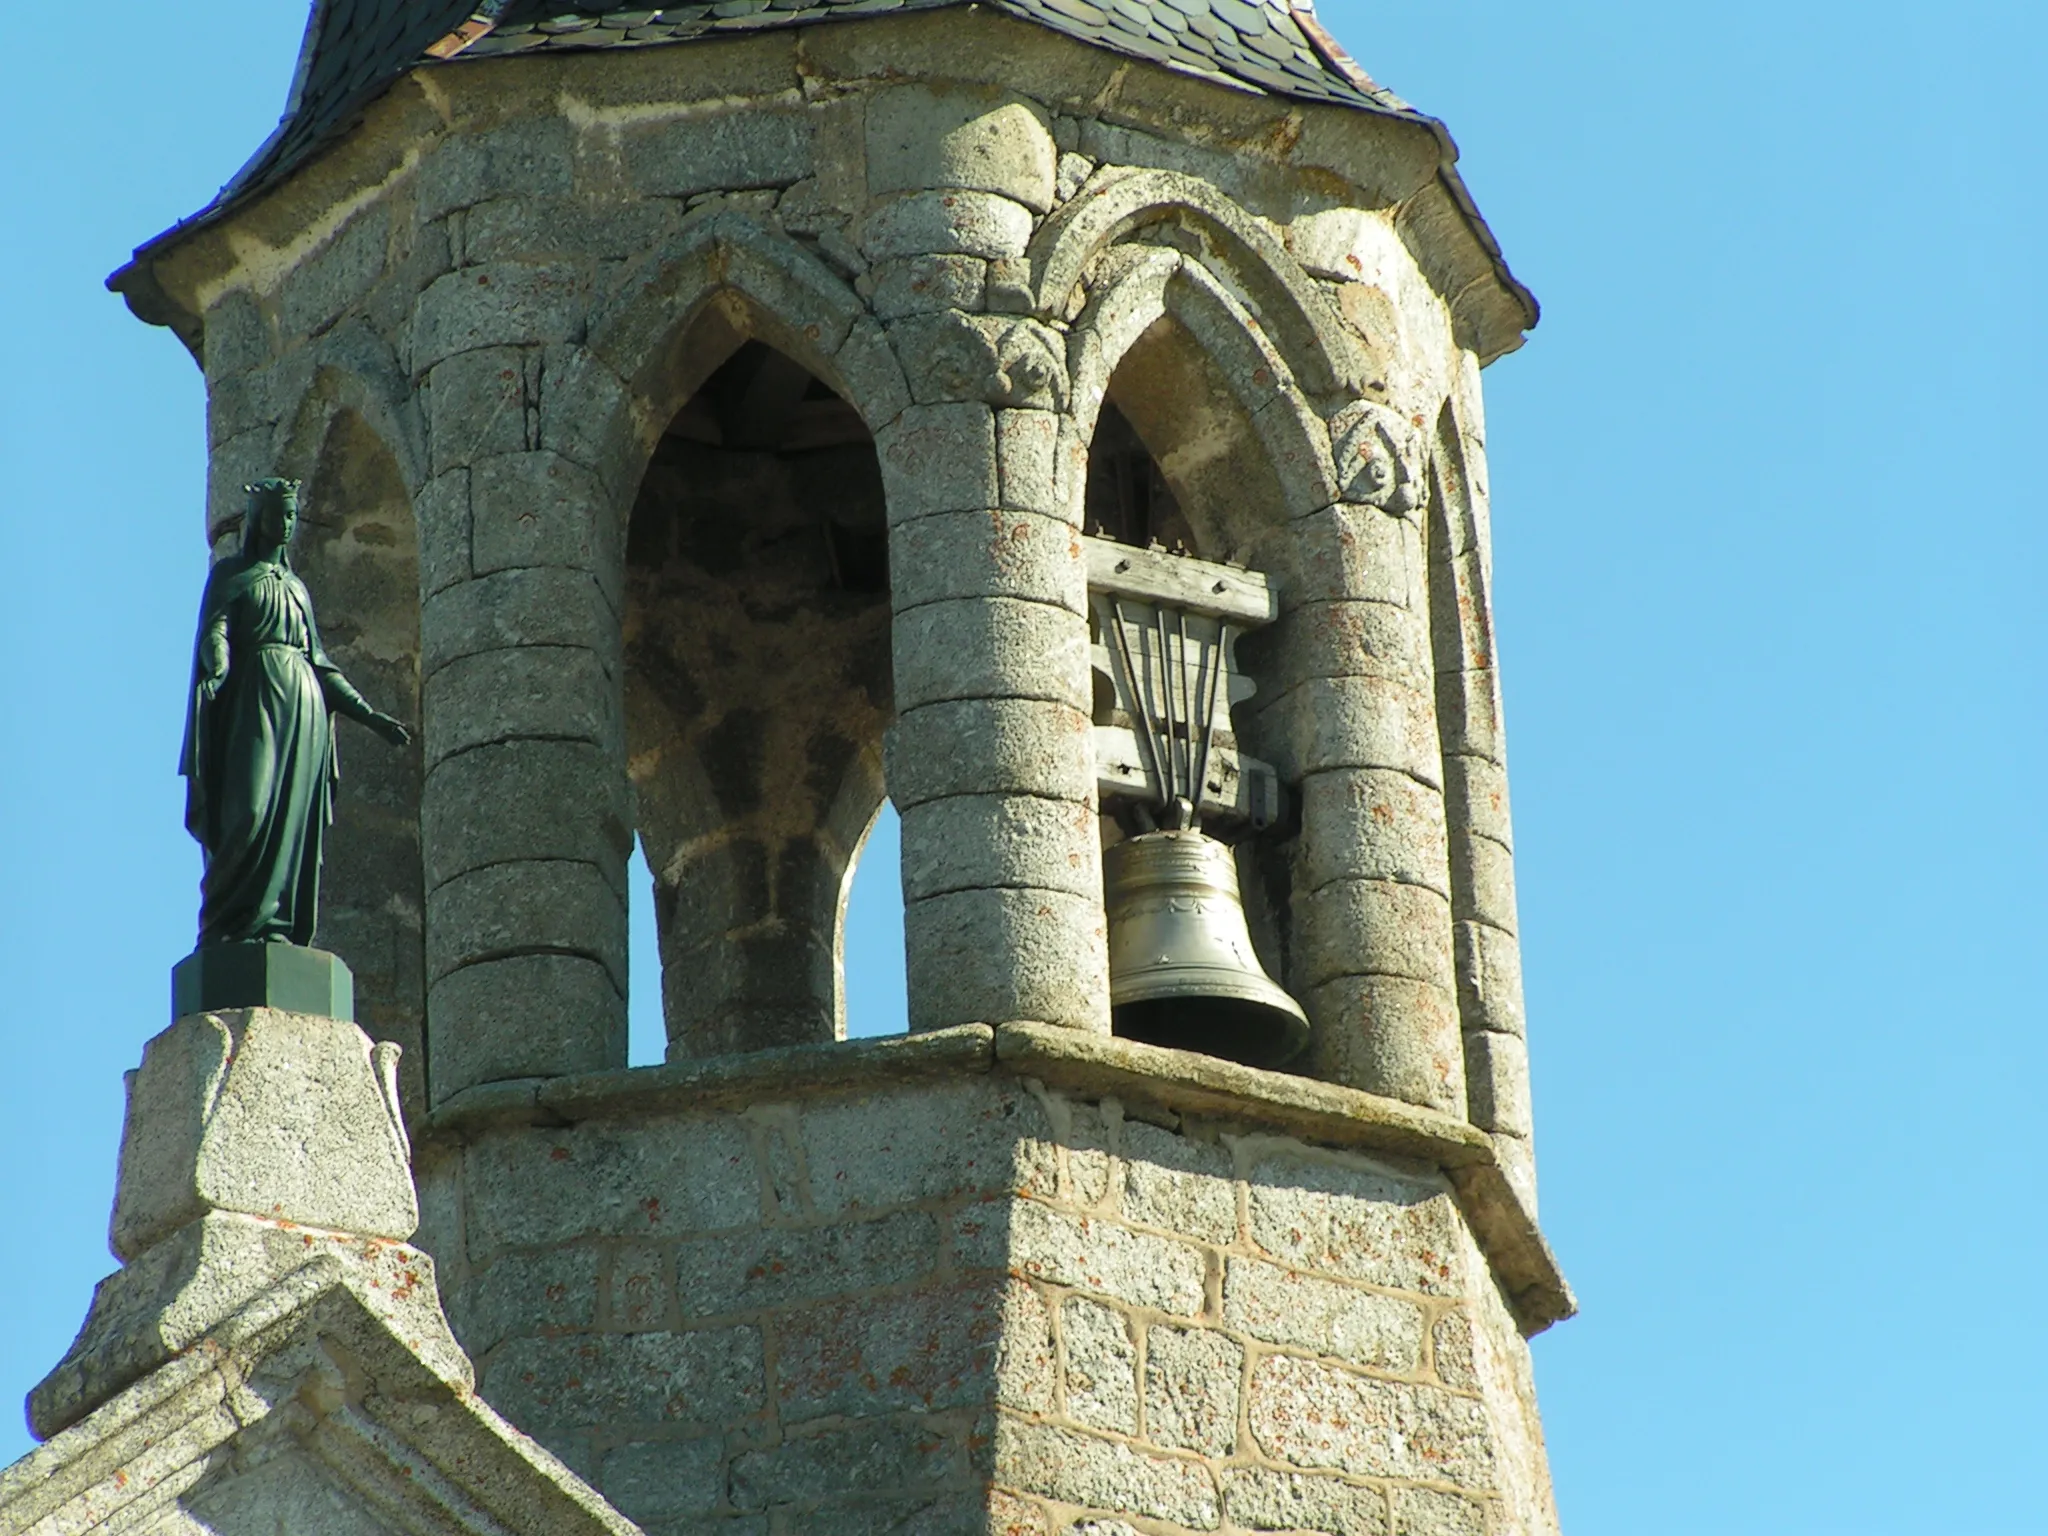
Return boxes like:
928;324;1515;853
416;118;575;224
1248;1355;1493;1488
1060;1296;1137;1434
1452;920;1525;1038
1306;974;1465;1113
279;205;390;340
997;408;1067;519
1443;752;1513;849
676;1210;941;1318
877;401;999;522
622;110;814;198
890;508;1086;617
1006;1200;1205;1318
423;564;616;674
886;698;1094;809
900;792;1100;903
600;1437;726;1526
1298;769;1451;897
428;346;532;476
422;738;625;888
1143;1325;1242;1457
424;644;617;766
465;195;682;265
1243;1151;1460;1298
892;597;1091;713
993;1419;1219;1530
1429;1308;1478;1392
731;1418;959;1510
835;316;915;430
1256;674;1443;786
1241;502;1421;608
1448;831;1520;935
1237;598;1434;702
776;1280;1003;1420
1118;1120;1237;1246
1221;1467;1389;1536
1433;666;1505;765
416;469;473;597
428;953;624;1101
996;1279;1057;1413
538;344;642;499
429;861;625;989
413;264;586;368
867;88;1057;211
861;190;1035;261
1461;1029;1532;1137
802;1079;1057;1213
459;1245;602;1357
469;450;622;601
203;288;270;378
464;1115;759;1253
872;255;989;318
1390;1487;1488;1536
1222;1257;1425;1375
1494;1130;1537;1217
903;885;1108;1034
1296;879;1457;992
610;1242;672;1332
110;1009;414;1262
481;1326;765;1434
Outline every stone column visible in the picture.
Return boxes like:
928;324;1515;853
868;87;1110;1034
1244;478;1466;1114
413;272;630;1103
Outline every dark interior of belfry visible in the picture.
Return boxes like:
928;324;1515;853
622;339;1229;1058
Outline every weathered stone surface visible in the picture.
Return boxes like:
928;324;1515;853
1223;1257;1425;1374
1248;1354;1493;1488
424;643;617;765
416;468;474;595
1060;1296;1137;1433
423;738;626;888
877;401;999;521
872;254;989;318
483;1325;766;1433
1298;769;1452;897
469;449;622;595
998;407;1069;518
427;858;625;986
1257;673;1444;786
1118;1120;1236;1246
110;1009;415;1262
891;508;1087;616
428;952;624;1099
887;698;1094;809
900;792;1100;903
677;1211;942;1317
623;110;813;198
418;117;575;223
996;1280;1057;1413
731;1417;959;1510
1443;752;1513;849
1389;1486;1488;1536
413;263;586;366
428;344;533;475
994;1419;1219;1530
424;565;618;675
279;206;390;340
1461;1029;1532;1137
600;1437;726;1526
802;1079;1058;1212
1222;1466;1390;1536
1448;830;1521;935
777;1281;1000;1419
1144;1325;1241;1457
1429;1307;1479;1393
459;1244;602;1356
863;190;1035;261
1307;972;1466;1113
1297;878;1457;992
866;88;1057;210
893;596;1091;712
1244;1150;1461;1298
903;884;1108;1033
464;1114;759;1252
1004;1200;1205;1317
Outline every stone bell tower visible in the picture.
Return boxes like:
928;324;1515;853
4;2;1570;1534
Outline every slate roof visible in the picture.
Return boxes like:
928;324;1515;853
121;0;1532;339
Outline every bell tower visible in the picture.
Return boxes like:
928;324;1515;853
6;3;1571;1534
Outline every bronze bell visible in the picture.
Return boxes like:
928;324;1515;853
1104;829;1309;1069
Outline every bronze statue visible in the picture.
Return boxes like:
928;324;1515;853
180;479;411;948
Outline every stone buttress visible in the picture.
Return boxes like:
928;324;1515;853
7;4;1571;1534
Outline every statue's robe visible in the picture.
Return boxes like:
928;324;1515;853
179;554;360;947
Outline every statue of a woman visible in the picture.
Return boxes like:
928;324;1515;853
180;478;412;948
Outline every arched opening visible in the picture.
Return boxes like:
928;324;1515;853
295;409;426;1117
624;335;895;1061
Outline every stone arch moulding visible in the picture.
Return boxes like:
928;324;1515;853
1030;167;1372;400
1067;244;1340;547
274;327;426;491
585;210;913;496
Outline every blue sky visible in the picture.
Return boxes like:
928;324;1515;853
2;4;2043;1530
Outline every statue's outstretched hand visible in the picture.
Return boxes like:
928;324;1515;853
368;712;412;748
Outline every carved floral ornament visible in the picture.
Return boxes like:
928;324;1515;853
1327;397;1426;515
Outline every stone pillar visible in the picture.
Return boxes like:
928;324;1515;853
868;87;1110;1034
1244;486;1466;1114
414;288;630;1103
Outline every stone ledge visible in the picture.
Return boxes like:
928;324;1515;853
423;1020;1573;1334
